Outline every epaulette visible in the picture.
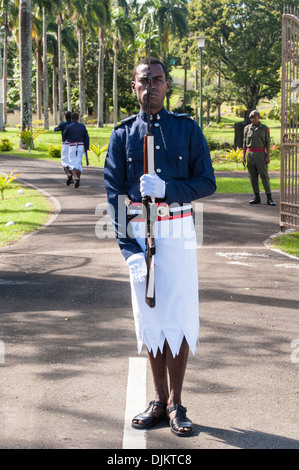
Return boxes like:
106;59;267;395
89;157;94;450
170;111;193;121
114;114;137;128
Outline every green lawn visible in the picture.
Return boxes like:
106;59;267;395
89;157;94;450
272;232;299;258
0;181;54;247
215;177;280;194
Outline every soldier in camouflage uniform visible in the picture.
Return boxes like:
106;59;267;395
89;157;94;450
242;110;276;205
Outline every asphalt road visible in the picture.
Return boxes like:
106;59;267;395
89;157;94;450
0;155;298;450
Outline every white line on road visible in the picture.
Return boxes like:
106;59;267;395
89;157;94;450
123;357;147;449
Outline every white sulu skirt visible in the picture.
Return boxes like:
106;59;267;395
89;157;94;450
68;142;84;172
128;211;199;358
61;141;70;167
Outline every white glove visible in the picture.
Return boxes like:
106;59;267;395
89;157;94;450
127;253;147;283
140;172;166;199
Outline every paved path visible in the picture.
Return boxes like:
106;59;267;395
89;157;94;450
0;155;298;450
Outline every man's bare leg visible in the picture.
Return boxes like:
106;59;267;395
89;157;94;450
132;346;168;426
146;338;190;431
166;337;191;432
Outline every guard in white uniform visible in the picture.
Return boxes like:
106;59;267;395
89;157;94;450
54;111;72;185
63;112;89;188
104;58;216;436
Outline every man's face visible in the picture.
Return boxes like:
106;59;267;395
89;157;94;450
250;113;260;126
131;63;170;114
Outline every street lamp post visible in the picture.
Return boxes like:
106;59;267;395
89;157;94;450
196;36;205;129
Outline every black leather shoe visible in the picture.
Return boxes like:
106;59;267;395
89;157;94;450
74;179;80;188
249;196;261;204
267;196;276;206
66;174;73;185
167;404;194;437
131;401;167;429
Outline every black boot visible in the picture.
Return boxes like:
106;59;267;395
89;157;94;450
66;174;73;185
249;193;261;204
267;194;276;206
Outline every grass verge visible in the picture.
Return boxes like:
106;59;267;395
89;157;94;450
272;232;299;258
0;181;54;247
215;177;280;193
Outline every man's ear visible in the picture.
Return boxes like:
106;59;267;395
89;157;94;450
131;81;136;93
166;80;170;93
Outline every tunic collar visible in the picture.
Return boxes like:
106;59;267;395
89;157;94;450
139;107;167;123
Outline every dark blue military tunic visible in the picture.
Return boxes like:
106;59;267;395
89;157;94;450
63;121;90;150
54;120;72;141
104;106;216;260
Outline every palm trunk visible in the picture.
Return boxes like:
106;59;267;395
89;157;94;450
65;52;72;112
52;63;58;126
113;42;118;124
57;14;64;122
97;27;104;128
3;23;8;125
77;27;85;123
36;47;42;122
43;7;49;130
0;45;4;131
19;0;32;147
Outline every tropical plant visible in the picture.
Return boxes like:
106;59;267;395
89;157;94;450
0;137;13;151
90;142;108;160
18;126;48;153
221;147;243;167
0;171;22;200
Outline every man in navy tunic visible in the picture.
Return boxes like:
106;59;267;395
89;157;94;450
63;112;89;188
54;111;72;184
104;57;216;436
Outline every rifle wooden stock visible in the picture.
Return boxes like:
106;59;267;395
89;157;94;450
143;133;156;308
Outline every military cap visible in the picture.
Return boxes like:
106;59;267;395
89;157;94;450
249;110;260;118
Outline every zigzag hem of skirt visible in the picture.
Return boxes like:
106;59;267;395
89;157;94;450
137;327;200;358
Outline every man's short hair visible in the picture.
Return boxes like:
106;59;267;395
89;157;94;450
132;57;168;81
71;112;79;121
65;111;72;120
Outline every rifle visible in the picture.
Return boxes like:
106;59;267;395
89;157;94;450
85;150;89;166
143;36;156;308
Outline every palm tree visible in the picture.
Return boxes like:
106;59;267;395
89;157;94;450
61;20;77;113
46;30;58;125
42;5;49;128
33;0;53;129
111;2;135;123
95;0;110;128
32;11;43;121
19;0;32;141
140;0;188;60
140;0;188;108
71;0;110;123
0;44;4;131
1;0;18;126
56;12;64;122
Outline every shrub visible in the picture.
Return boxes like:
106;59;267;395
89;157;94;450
0;170;22;200
206;136;221;151
48;145;62;158
234;105;246;118
0;137;13;152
